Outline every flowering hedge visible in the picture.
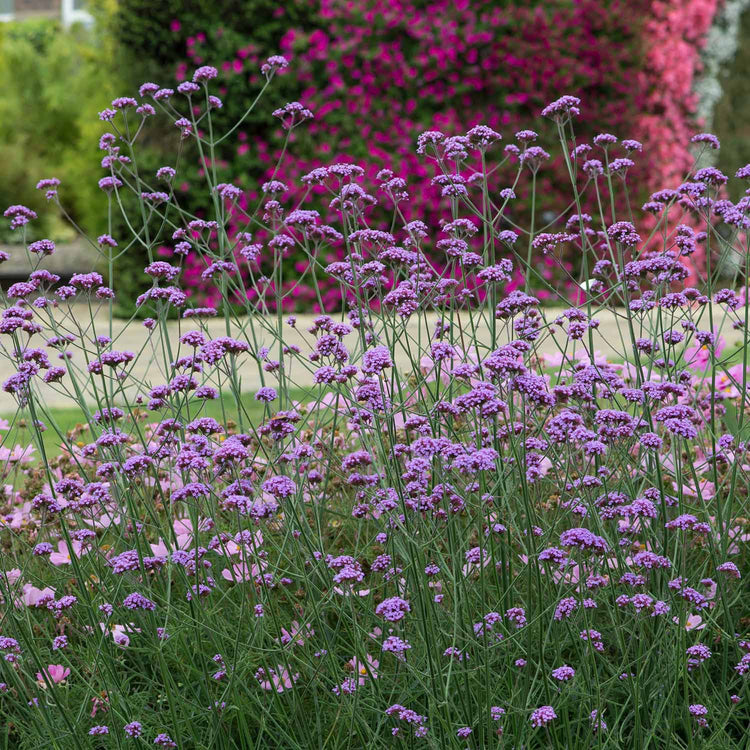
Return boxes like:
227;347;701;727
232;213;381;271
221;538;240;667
0;55;749;747
109;0;723;312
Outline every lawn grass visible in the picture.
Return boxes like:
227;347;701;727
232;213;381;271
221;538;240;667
0;387;317;457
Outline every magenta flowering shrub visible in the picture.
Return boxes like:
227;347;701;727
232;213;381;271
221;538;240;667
1;57;749;748
160;0;722;309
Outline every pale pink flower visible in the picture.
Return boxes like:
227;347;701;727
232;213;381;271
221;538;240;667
715;364;747;397
332;586;370;597
49;540;88;566
346;654;379;685
1;501;34;530
21;583;56;607
672;613;706;631
99;622;138;648
81;507;121;529
0;444;35;464
682;479;716;500
37;664;71;685
685;336;725;372
2;568;22;585
256;665;298;692
277;621;314;647
221;562;264;583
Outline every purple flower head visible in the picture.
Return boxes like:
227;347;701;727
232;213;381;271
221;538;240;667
97;234;118;247
551;664;575;681
112;97;137;110
98;176;122;192
361;346;393;374
156;166;176;181
272;101;314;129
559;527;607;554
593;132;617;146
154;734;176;748
193;65;218;82
124;721;143;737
690;133;719;149
382;635;412;659
466;125;501;149
122;592;155;611
177;81;200;95
515;129;538;142
139;82;159;97
262;475;296;499
622;139;643;151
541;95;581;121
530;705;557;728
717;561;741;579
607;221;640;247
519;146;550;170
261;55;289;76
36;177;60;199
4;204;37;229
375;596;411;622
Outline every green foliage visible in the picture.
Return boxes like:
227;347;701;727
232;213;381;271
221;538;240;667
110;0;317;76
714;5;750;201
0;15;123;245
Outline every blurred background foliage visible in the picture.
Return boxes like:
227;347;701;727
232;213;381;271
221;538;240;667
0;7;119;243
714;5;750;202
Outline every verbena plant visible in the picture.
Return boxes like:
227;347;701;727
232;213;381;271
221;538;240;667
0;56;748;750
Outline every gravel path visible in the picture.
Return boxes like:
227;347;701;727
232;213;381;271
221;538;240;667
1;303;745;413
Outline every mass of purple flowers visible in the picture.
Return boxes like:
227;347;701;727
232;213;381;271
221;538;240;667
0;53;747;749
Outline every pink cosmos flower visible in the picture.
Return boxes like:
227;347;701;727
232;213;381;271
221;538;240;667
672;613;706;631
149;517;213;558
682;479;716;500
332;585;371;597
715;364;747;398
221;561;264;583
684;335;725;371
80;502;121;530
173;516;212;539
2;568;22;585
256;665;299;692
347;654;379;685
49;540;88;566
276;621;314;647
213;529;263;557
99;622;138;648
1;501;34;530
21;583;56;608
37;665;70;685
0;444;35;464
